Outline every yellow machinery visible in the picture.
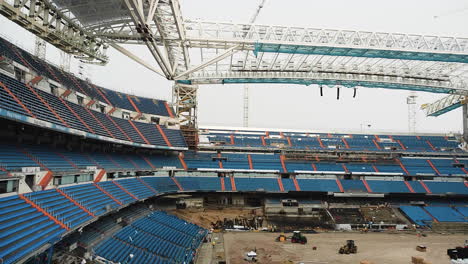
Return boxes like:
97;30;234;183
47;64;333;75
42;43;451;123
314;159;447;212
275;233;287;242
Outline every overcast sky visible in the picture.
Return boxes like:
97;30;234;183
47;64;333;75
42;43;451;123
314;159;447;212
1;0;467;134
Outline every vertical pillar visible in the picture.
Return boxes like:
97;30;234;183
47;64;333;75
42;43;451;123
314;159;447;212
463;104;468;142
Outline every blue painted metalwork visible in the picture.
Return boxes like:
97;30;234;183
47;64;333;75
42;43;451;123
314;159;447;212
253;43;468;63
222;78;454;94
176;80;192;85
428;102;463;117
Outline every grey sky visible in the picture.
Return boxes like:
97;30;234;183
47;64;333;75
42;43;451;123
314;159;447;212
1;0;467;134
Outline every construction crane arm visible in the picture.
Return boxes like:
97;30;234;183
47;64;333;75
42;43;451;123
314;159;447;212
249;0;267;24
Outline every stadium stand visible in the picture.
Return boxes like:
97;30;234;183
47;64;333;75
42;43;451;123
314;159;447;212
0;195;65;264
200;129;461;153
0;37;174;118
1;3;468;264
399;206;433;226
93;211;207;264
0;72;186;149
424;206;466;222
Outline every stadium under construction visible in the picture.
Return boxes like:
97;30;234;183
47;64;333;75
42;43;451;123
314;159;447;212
0;0;467;263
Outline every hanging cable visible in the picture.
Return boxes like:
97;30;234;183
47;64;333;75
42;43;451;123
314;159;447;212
320;85;323;96
353;88;357;98
337;87;340;100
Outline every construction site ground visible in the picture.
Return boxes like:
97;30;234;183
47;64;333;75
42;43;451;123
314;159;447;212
220;231;465;264
169;208;261;229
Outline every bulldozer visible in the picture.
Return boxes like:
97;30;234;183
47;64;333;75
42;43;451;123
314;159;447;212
339;240;357;254
290;231;307;244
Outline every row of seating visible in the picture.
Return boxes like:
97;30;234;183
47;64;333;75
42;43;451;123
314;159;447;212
0;195;66;264
93;211;207;264
204;130;460;152
184;151;467;176
400;205;468;226
0;175;466;263
60;204;151;248
0;142;182;173
0;73;186;148
171;176;468;195
0;37;173;117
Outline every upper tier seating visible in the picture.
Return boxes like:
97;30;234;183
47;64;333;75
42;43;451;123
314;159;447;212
0;37;174;117
182;151;467;177
0;73;186;149
202;130;461;153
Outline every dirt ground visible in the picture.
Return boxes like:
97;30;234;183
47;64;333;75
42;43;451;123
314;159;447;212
169;208;261;229
223;231;465;264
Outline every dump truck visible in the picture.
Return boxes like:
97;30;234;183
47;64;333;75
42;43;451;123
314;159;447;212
339;240;357;254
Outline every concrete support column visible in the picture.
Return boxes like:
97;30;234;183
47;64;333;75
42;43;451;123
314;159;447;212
463;104;468;142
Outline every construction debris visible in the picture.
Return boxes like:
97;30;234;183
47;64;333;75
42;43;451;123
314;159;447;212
412;256;432;264
212;216;264;230
416;245;427;252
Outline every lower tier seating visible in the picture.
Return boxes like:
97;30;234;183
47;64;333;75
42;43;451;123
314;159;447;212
0;195;65;264
93;211;207;264
399;206;433;226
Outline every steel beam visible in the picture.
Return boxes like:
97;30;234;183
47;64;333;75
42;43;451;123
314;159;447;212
422;94;467;116
153;0;189;75
0;0;108;64
109;42;165;77
184;20;468;63
123;0;173;78
184;71;467;94
175;45;240;80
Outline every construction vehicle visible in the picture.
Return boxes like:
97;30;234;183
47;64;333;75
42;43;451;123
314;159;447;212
290;231;307;244
339;240;357;254
275;233;287;242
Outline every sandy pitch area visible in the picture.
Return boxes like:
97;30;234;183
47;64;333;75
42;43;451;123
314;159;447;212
223;231;465;264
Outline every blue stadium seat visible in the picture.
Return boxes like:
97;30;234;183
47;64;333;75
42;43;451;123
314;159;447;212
0;195;65;264
93;211;206;264
60;184;120;216
24;189;92;228
399;206;433;226
425;206;466;222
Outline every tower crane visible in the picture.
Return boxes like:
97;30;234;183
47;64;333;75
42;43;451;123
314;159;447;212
243;0;268;127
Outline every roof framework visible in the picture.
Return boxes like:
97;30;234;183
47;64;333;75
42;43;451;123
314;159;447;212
2;0;468;123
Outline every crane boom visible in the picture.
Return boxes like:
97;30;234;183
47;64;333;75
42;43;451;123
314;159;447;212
249;0;267;24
